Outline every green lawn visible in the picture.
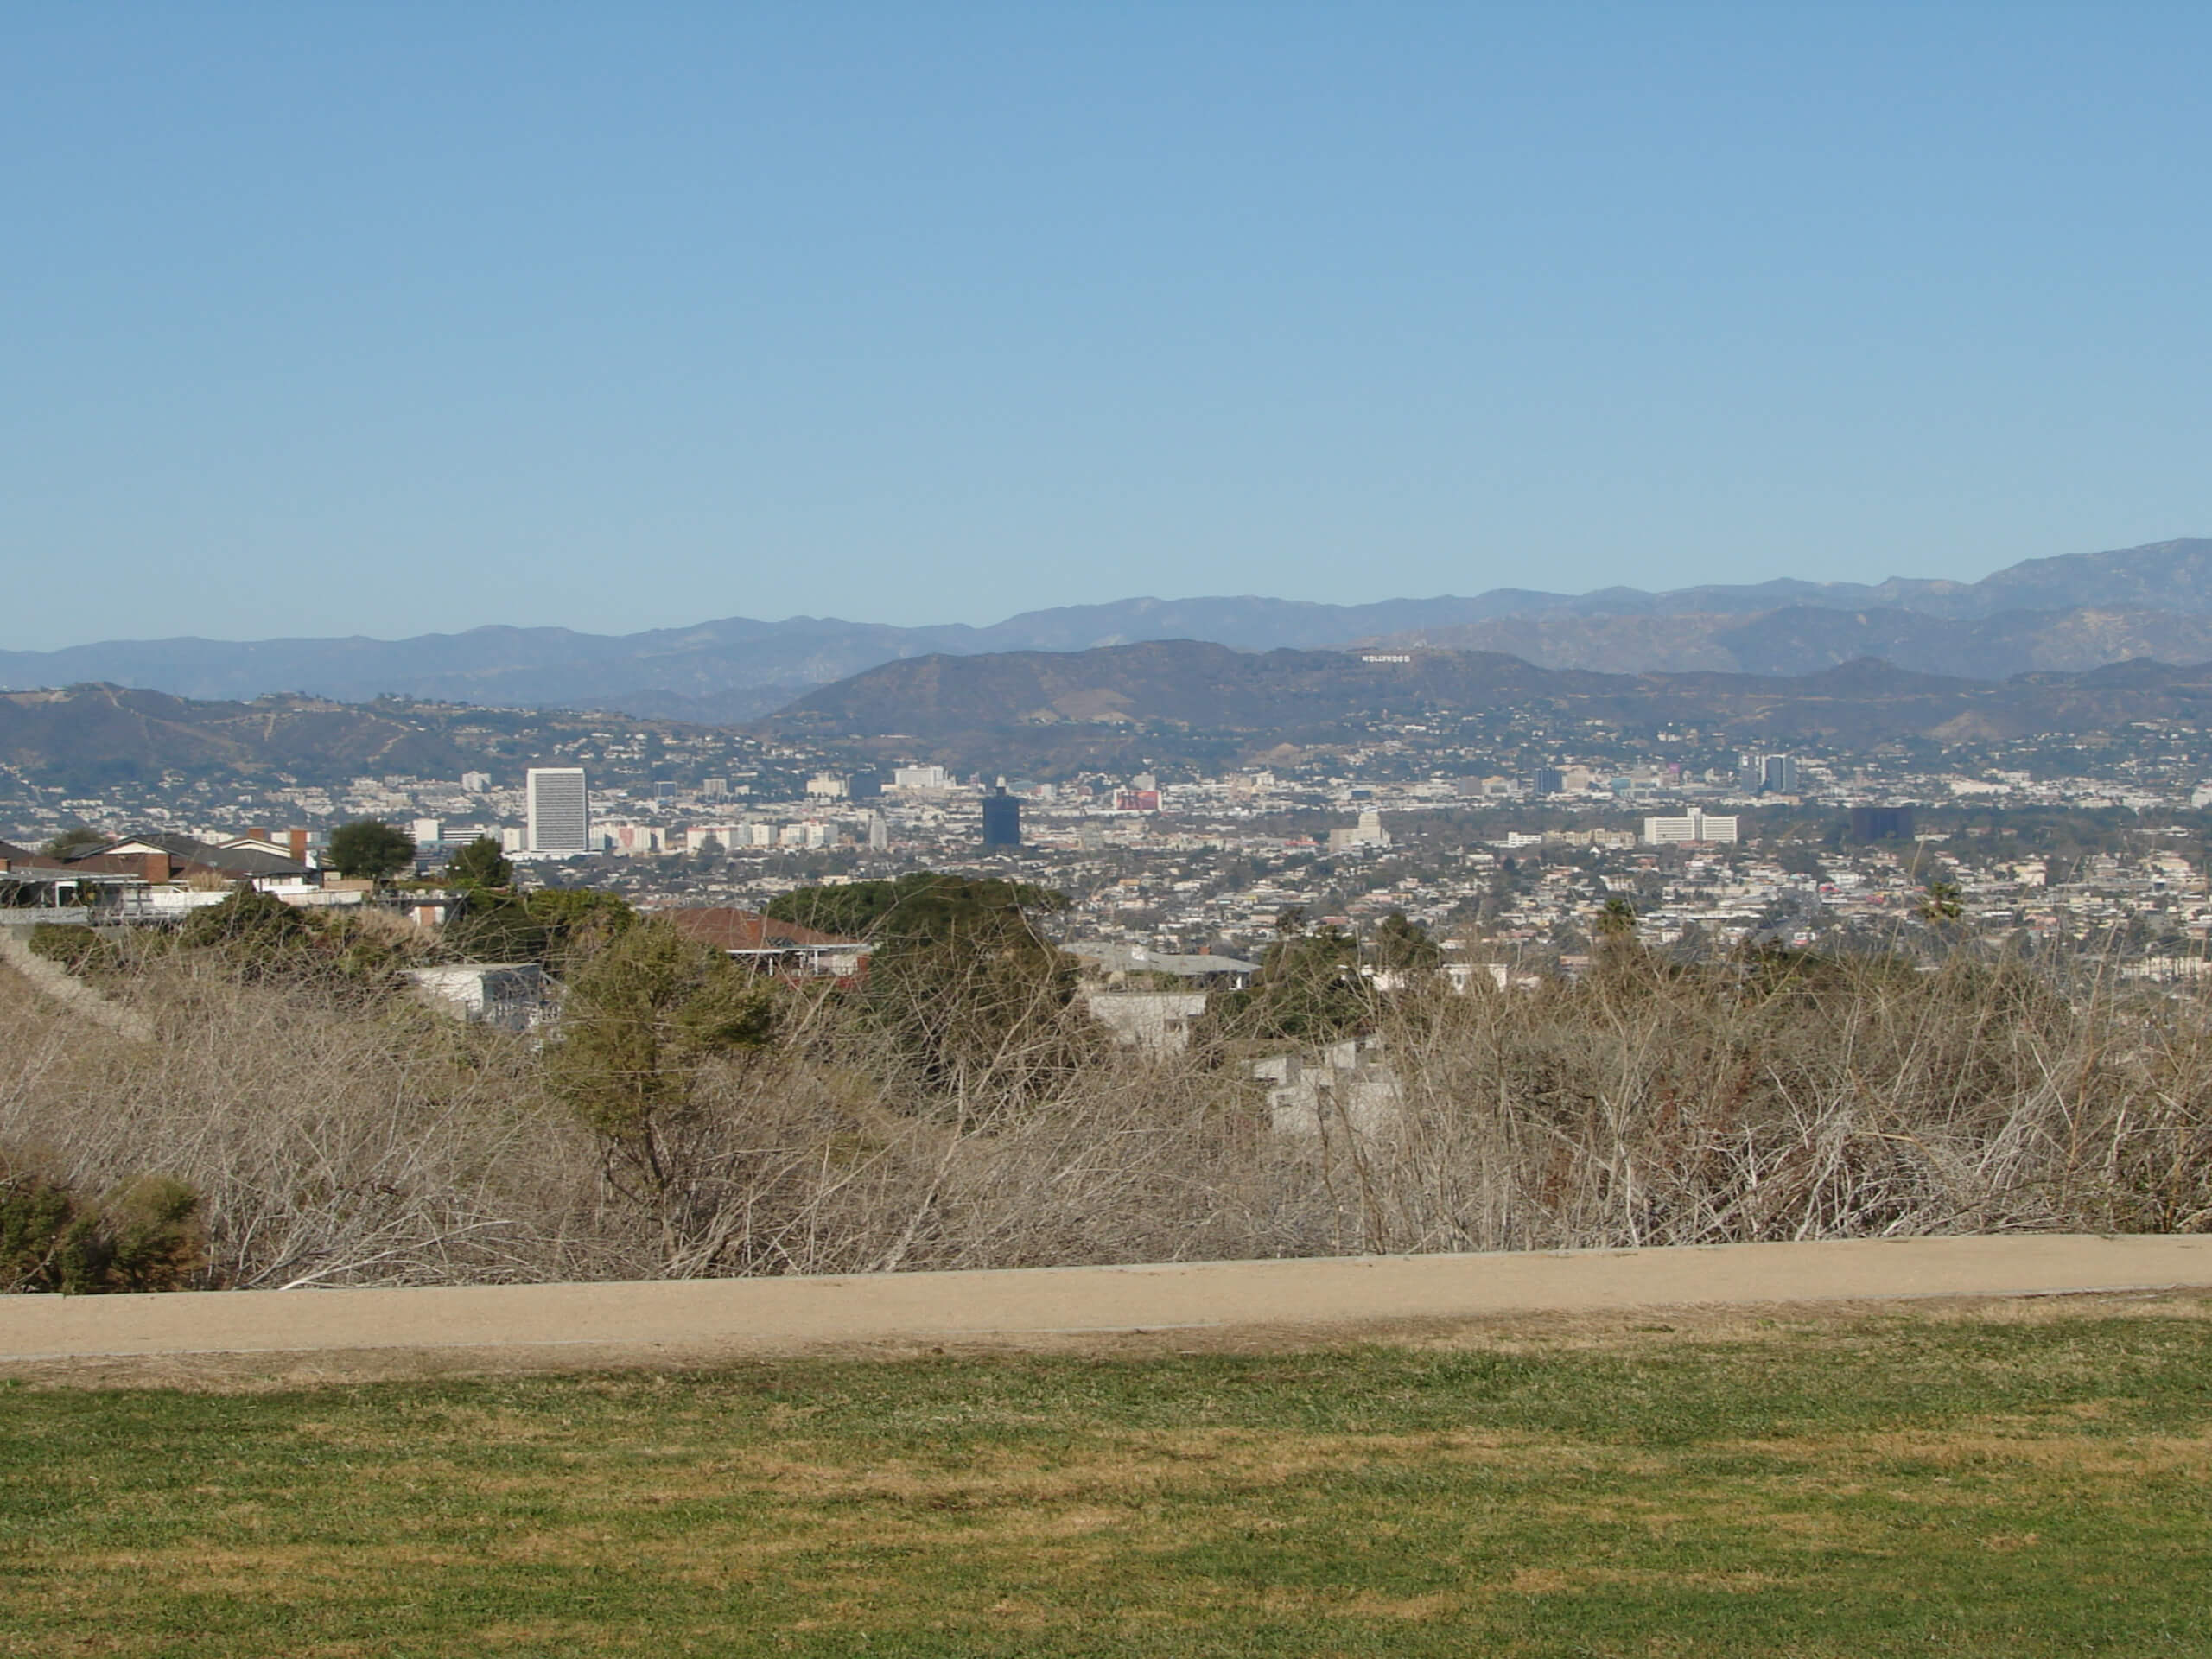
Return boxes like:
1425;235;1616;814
4;1302;2211;1656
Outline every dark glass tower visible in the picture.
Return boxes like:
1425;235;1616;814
982;787;1021;849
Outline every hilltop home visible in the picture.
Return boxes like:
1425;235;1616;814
661;908;869;982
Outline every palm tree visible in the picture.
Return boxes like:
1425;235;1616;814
1921;880;1964;927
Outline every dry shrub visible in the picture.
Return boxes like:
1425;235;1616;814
1;939;2207;1291
0;956;628;1288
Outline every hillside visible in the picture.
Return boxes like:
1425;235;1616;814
3;538;2209;718
1368;602;2212;677
0;684;709;794
760;639;2212;771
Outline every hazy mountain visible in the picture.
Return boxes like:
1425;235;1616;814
760;639;2212;772
0;683;717;795
16;641;2212;791
1366;604;2212;679
3;537;2208;718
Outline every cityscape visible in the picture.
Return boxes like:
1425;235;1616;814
10;694;2212;981
10;8;2212;1649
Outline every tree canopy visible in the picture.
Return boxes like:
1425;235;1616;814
327;819;416;880
767;873;1068;950
1215;915;1372;1043
771;872;1089;1099
1370;912;1442;973
40;826;106;859
545;919;778;1203
444;886;633;973
445;835;513;889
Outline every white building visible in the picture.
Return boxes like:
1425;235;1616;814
404;963;550;1031
1256;1040;1403;1137
1327;807;1391;853
604;823;665;856
525;767;590;855
1643;810;1739;846
804;773;849;799
892;765;950;791
1078;989;1210;1055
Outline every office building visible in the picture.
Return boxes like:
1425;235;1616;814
1761;754;1799;793
892;765;950;791
1643;810;1739;846
1532;766;1566;797
1847;805;1916;843
461;771;491;793
982;787;1022;849
524;767;590;855
1327;809;1392;853
867;811;890;852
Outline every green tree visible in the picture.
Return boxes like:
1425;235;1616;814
1922;880;1965;928
1595;896;1638;940
544;920;777;1247
445;835;513;889
175;887;407;990
40;826;106;859
0;1172;204;1294
768;872;1069;948
1369;911;1442;974
179;887;320;959
444;886;632;972
1219;923;1370;1043
327;820;416;881
772;873;1089;1102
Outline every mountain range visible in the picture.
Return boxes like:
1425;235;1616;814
3;537;2210;721
763;642;2212;772
13;647;2212;793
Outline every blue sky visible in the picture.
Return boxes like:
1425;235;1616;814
4;3;2209;647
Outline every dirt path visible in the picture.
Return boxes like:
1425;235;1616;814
7;1234;2211;1386
0;926;154;1041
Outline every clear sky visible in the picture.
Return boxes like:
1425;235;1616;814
4;3;2209;648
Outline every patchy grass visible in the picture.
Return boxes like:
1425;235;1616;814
5;1303;2212;1655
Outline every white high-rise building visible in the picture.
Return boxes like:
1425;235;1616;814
1643;810;1738;846
525;767;590;854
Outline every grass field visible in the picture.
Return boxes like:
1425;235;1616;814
5;1300;2211;1656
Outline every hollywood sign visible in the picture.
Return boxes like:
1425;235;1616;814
1361;653;1413;664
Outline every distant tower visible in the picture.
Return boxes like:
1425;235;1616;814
868;811;889;851
1847;804;1916;843
1760;754;1799;794
982;786;1021;849
525;767;590;854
